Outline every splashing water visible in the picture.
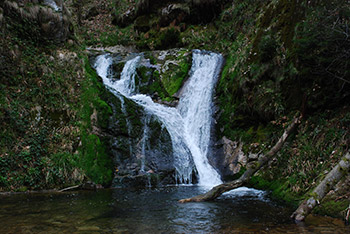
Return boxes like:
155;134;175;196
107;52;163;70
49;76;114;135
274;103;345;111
94;50;223;186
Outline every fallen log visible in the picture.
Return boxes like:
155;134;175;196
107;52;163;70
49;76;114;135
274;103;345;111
291;152;350;222
179;115;302;203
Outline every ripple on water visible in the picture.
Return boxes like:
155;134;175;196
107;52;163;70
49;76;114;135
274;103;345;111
0;187;349;234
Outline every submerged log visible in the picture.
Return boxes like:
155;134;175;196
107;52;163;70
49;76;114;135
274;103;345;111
291;152;350;222
179;115;302;203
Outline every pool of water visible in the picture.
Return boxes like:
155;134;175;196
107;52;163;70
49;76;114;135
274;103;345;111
0;186;348;233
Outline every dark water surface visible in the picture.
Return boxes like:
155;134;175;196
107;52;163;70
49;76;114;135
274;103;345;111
0;186;348;233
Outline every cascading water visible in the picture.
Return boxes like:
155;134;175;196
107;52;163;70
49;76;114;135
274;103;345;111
94;50;223;186
178;50;223;186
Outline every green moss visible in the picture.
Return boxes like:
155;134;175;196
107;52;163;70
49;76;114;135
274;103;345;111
136;52;190;102
149;71;170;99
159;51;191;97
313;200;349;218
80;134;113;185
249;175;299;206
78;58;114;186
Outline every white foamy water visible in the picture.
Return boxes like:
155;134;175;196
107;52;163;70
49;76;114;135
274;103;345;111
94;50;223;186
44;0;61;11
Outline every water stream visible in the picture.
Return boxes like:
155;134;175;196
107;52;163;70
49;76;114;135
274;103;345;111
94;50;223;186
0;188;348;233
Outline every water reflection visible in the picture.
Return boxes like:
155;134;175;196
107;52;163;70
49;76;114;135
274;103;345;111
0;186;349;233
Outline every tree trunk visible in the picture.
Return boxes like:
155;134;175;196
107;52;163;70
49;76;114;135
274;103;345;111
291;152;350;222
179;115;302;203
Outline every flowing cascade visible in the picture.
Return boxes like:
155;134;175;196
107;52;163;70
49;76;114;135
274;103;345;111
178;50;223;186
94;50;223;186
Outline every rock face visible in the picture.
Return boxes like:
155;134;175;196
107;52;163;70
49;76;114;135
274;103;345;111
213;137;248;180
113;0;226;28
90;48;191;187
107;93;174;177
1;0;72;43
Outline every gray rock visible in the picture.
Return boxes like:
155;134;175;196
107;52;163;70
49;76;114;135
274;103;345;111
2;0;72;43
214;136;248;178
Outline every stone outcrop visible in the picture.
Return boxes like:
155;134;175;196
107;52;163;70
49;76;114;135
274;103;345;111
214;137;248;179
1;0;72;43
89;48;192;187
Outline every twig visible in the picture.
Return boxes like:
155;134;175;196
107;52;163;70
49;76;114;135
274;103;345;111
335;192;350;202
58;184;81;192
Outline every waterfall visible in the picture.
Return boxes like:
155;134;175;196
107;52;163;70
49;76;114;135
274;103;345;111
178;50;223;186
94;50;223;186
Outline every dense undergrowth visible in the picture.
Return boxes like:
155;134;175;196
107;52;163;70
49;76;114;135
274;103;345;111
0;30;83;190
0;0;115;190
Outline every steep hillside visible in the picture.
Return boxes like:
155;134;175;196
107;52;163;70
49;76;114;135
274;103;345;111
0;0;113;191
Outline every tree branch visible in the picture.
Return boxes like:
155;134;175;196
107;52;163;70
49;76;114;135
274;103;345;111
291;152;350;222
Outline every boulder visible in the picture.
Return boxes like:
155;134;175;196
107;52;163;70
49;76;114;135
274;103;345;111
214;137;248;179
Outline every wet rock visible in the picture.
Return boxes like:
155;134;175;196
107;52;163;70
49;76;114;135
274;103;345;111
113;169;175;188
156;99;179;107
81;181;103;190
215;137;247;178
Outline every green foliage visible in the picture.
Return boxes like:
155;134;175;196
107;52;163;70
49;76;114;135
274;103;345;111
0;21;86;191
291;0;350;109
258;35;278;63
99;25;136;47
249;176;299;206
253;109;350;210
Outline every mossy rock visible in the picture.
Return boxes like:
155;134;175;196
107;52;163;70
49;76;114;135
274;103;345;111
110;61;126;80
135;49;191;102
